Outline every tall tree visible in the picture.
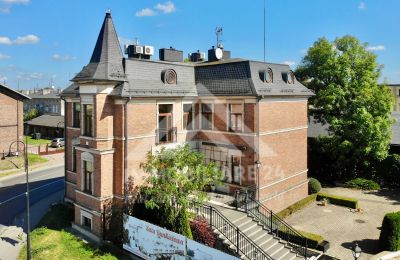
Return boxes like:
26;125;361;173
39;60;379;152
296;36;393;176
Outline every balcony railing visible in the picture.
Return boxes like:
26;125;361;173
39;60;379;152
155;127;177;145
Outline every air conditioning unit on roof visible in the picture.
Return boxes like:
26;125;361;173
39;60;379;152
144;45;154;56
134;45;143;55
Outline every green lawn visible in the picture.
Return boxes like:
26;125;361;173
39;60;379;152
18;204;123;260
24;136;52;146
0;153;48;173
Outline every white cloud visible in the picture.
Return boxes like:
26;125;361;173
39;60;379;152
0;0;29;3
0;7;10;13
366;45;385;51
16;72;43;80
358;1;366;10
14;34;39;44
0;53;10;60
155;1;176;14
0;36;12;45
52;53;76;61
136;8;157;17
283;61;296;67
118;37;135;46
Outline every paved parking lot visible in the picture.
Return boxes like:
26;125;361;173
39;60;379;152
285;187;400;260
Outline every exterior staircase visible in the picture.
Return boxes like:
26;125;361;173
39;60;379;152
189;191;310;260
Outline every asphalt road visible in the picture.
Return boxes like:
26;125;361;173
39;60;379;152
0;165;65;227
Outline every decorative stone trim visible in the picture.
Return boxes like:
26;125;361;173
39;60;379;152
259;169;308;190
259;180;308;203
75;146;115;155
75;190;113;202
259;125;308;136
73;202;102;217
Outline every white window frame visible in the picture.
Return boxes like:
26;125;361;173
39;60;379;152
181;102;194;131
227;102;245;132
71;138;80;172
81;152;94;194
80;210;93;230
200;103;214;131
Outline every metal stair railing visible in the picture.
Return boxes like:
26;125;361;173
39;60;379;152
189;202;274;260
235;191;308;259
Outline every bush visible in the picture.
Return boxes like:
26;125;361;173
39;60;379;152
175;206;192;239
317;193;359;209
190;217;216;247
277;194;317;219
345;178;380;190
308;178;322;194
278;229;324;249
379;211;400;251
378;154;400;187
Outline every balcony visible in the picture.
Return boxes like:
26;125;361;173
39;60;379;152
155;127;177;145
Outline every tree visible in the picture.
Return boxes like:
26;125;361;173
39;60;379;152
24;108;39;122
140;144;222;235
296;36;393;177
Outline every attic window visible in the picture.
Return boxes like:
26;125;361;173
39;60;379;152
259;68;273;83
285;71;295;84
161;69;177;85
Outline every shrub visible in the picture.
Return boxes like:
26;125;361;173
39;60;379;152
379;154;400;187
190;217;216;247
277;194;317;219
317;193;359;209
278;229;324;249
175;206;192;239
308;178;322;194
379;211;400;251
345;178;380;190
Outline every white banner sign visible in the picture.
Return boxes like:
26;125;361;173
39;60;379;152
123;214;239;260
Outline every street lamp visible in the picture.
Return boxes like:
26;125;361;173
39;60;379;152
8;139;31;260
255;160;261;200
352;242;362;260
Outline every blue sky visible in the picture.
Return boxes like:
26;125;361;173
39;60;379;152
0;0;399;89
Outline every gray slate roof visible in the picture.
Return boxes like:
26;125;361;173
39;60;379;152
63;12;313;99
72;12;125;82
0;83;31;100
60;83;79;97
308;113;400;145
26;114;64;128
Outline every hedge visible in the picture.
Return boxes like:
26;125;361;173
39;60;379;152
345;178;380;190
317;193;359;209
379;211;400;251
277;194;317;219
278;229;324;249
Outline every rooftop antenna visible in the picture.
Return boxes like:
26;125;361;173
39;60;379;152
106;9;111;15
215;27;223;49
263;0;266;62
135;37;140;45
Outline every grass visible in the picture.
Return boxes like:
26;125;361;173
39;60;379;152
18;204;120;260
0;153;48;172
24;136;51;146
277;194;318;219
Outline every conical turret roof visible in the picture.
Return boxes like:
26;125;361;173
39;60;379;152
72;12;125;82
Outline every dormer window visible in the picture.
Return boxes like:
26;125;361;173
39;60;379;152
161;69;177;84
285;71;295;84
259;68;273;83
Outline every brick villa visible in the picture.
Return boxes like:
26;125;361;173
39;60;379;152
61;12;313;240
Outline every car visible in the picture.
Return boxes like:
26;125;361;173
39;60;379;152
51;138;65;148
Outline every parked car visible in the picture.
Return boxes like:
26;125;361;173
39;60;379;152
51;138;65;148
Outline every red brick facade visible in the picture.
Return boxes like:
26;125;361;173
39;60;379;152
64;95;309;238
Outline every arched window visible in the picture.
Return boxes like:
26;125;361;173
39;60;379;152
161;69;177;84
259;68;273;83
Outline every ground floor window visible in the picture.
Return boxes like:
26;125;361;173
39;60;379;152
82;160;93;194
81;215;92;230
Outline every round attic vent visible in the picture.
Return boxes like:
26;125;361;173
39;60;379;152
162;69;177;84
260;68;273;83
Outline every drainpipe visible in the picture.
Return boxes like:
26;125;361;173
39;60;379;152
256;96;261;201
60;96;67;199
123;95;131;211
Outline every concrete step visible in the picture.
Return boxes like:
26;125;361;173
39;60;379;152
270;246;292;260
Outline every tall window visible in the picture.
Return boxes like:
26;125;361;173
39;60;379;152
183;104;193;130
83;160;93;194
73;103;81;128
72;146;77;172
83;104;93;136
201;104;213;130
158;104;174;143
229;104;243;132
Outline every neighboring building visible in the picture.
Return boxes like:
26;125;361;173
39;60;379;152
61;12;313;240
0;84;30;156
23;87;65;139
24;92;65;116
388;84;400;112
